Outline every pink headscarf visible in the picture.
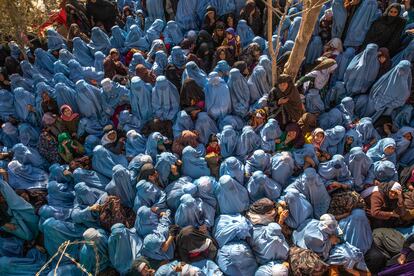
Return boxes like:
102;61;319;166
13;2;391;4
60;105;79;122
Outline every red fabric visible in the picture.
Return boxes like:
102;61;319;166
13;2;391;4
206;145;220;155
39;9;67;32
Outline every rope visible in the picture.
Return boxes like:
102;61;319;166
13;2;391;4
36;240;99;276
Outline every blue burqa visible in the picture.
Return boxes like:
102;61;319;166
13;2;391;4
306;88;325;114
247;171;282;202
245;150;271;176
0;248;47;276
105;165;135;208
164;20;184;46
47;29;66;51
94;51;105;73
283;189;313;229
343;0;378;47
205;72;231;120
75;80;103;119
373;160;398;182
134;180;167;212
182;61;208;88
339;209;372;254
306;36;323;65
320;126;346;156
182;146;211;179
42;218;87;259
271;152;295;188
172;111;194;138
333;48;356;83
135;206;164;237
155;152;178;187
195;112;219;145
344;43;380;96
345;147;374;191
125;25;149;51
110;25;127;53
220;157;245;185
248;65;271;104
286;168;331;219
175;194;208;228
0;180;39;241
237;20;255;49
129;52;152;75
260;119;282;153
146;19;165;44
146;0;165;23
216;242;258;276
152;76;180;121
355;117;380;145
318;154;354;188
168;46;187;68
79;228;111;273
367;138;397;164
292;217;336;260
227;68;250;117
13;88;36;125
89;27;112;55
287;16;302;41
7;160;48;190
217;125;238;158
250;223;289;265
92;145;128;178
165;177;197;210
34;48;56;77
73;37;95;67
176;0;200;31
365;60;412;122
392;39;414;66
108;224;142;274
129;76;153;122
213;214;252;247
142;214;174;261
235;126;261;160
216;175;249;214
152;50;168;76
331;0;347;38
0;90;15;121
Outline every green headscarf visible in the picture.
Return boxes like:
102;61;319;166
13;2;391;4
58;132;74;154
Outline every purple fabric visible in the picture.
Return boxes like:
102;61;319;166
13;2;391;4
379;261;414;276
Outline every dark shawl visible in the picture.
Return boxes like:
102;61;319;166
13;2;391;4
176;226;218;263
180;78;205;109
136;64;156;85
285;122;306;149
363;4;406;56
248;198;277;214
268;74;304;124
378;47;391;78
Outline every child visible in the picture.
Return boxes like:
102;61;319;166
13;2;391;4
205;134;221;178
222;28;241;58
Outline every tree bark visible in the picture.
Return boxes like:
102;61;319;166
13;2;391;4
267;0;277;86
283;0;326;79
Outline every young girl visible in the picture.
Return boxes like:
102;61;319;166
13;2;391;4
222;28;241;58
205;134;221;178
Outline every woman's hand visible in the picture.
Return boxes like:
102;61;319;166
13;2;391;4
390;211;400;218
398;253;407;265
278;97;289;105
89;204;101;212
278;210;289;224
3;223;16;231
199;224;208;234
329;235;340;245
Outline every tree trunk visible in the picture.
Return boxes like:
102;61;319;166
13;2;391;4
283;0;326;79
267;0;277;86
